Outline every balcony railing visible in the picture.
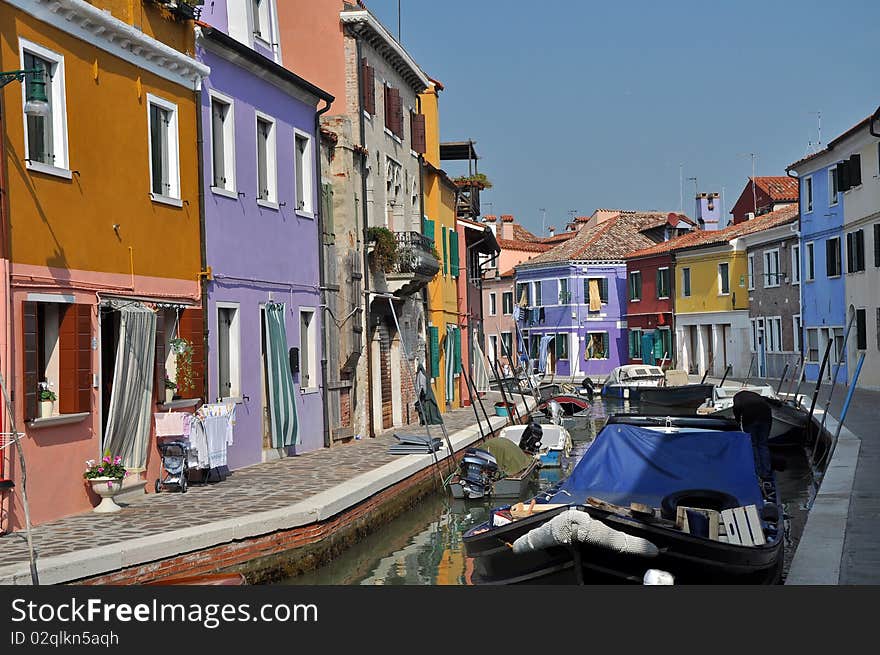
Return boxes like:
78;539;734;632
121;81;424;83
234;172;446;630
389;231;440;278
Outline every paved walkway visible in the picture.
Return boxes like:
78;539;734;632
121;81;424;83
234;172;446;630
0;392;531;584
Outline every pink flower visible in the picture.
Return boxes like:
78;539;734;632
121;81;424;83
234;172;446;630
98;467;104;473
113;456;122;465
102;456;111;463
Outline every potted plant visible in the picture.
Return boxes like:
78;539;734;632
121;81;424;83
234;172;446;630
38;382;56;418
84;452;127;513
163;377;177;404
366;226;398;273
494;400;515;418
169;337;195;397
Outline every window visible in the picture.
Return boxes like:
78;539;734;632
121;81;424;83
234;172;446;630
629;271;642;301
586;332;609;359
383;85;403;139
806;242;815;281
299;308;317;390
806;328;819;362
559;278;570;304
210;93;235;193
515;282;530;307
20;40;69;174
657;328;672;360
216;304;240;399
255;114;277;205
555;333;569;360
629;329;642;359
656;267;670;299
681;267;691;297
294;130;314;214
747;253;755;290
532;281;543;307
488;335;498;362
502;292;513;315
846;229;865;273
749;318;759;352
585;277;608;311
804;176;813;213
763;249;780;287
856;308;867;351
252;0;273;42
793;314;802;354
791;244;801;285
718;262;730;295
501;332;513;359
148;94;180;201
826;237;841;277
829;166;839;206
766;317;782;352
488;293;497;316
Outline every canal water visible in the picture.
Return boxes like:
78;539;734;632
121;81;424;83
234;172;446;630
281;398;812;585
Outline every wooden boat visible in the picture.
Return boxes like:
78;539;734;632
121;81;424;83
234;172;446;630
600;365;665;400
698;385;809;446
602;366;712;409
498;423;572;468
463;414;784;585
149;572;247;585
536;395;590;416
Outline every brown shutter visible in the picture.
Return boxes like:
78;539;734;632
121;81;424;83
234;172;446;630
59;304;92;414
411;112;426;154
361;59;375;115
155;310;166;397
393;89;403;138
178;307;205;400
22;302;38;421
384;85;393;129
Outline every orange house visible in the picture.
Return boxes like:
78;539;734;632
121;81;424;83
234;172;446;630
0;1;208;531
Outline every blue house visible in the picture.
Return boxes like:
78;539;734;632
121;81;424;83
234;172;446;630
787;149;847;383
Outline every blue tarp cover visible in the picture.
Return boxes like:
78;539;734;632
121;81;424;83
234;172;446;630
547;424;762;508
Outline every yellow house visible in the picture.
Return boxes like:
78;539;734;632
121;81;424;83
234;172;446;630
0;0;208;531
420;81;461;411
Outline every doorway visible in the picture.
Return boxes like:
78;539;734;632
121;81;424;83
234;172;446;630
100;308;120;436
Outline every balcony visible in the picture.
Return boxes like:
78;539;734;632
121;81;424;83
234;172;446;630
381;231;440;295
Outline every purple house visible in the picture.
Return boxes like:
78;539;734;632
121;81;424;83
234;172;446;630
195;7;333;468
514;212;670;380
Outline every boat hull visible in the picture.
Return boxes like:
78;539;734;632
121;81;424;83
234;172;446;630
710;402;808;446
451;458;540;500
464;505;784;585
537;395;590;416
637;384;715;409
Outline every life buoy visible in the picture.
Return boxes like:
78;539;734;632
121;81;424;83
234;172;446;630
660;489;740;521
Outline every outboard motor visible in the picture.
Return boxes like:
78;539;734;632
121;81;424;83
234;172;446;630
518;421;544;455
543;399;564;426
581;377;595;401
457;448;499;499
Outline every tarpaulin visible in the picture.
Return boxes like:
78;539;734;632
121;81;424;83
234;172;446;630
547;424;763;509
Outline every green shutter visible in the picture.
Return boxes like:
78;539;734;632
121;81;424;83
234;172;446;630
450;229;459;278
453;327;462;374
441;226;448;276
423;217;435;242
629;331;636;359
321;183;334;243
429;326;440;377
654;330;665;362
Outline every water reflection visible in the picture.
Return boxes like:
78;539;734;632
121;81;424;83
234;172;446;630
281;398;810;585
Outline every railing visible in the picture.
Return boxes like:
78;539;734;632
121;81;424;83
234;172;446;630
390;231;440;277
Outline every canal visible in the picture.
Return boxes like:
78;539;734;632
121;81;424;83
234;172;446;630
281;398;812;585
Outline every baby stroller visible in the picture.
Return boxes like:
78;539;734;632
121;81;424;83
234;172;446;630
155;439;189;493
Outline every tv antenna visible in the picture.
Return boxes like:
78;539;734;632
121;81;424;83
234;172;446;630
540;208;547;236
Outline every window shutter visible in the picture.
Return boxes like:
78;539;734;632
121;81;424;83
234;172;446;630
395;90;403;138
655;331;666;361
449;229;459;277
429;326;439;377
361;59;375;115
411;112;426;154
177;308;205;400
423;217;435;242
441;225;448;275
321;182;335;244
59;304;92;415
857;229;865;271
383;85;392;129
827;242;835;277
838;161;851;193
453;327;462;374
850;154;862;187
22;302;38;421
847;233;854;273
155;310;166;397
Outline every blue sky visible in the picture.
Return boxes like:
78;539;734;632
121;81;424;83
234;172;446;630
365;0;880;235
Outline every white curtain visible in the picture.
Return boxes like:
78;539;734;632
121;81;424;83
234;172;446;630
472;337;491;393
103;303;157;470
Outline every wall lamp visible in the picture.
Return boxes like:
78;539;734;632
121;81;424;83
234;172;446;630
0;68;49;117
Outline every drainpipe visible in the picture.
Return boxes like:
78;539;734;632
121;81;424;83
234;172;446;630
417;94;431;404
0;95;13;483
786;166;804;382
195;80;209;403
355;35;375;437
315;96;334;448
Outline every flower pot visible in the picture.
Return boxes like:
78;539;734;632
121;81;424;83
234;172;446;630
88;477;124;513
494;401;514;418
165;388;175;404
39;400;54;419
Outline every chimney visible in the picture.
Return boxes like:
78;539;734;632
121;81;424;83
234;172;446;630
548;226;555;237
694;192;721;231
501;214;514;240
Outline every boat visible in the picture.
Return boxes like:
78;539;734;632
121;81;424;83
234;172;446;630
697;385;809;446
449;438;540;500
600;365;665;399
535;394;590;416
498;421;572;468
637;383;715;410
463;414;784;585
601;366;713;409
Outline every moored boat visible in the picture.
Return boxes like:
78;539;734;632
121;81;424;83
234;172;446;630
536;394;590;416
449;438;540;500
498;422;572;468
463;414;785;585
697;385;809;446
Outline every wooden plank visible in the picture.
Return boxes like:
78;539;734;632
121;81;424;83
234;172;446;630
721;509;744;545
744;504;766;546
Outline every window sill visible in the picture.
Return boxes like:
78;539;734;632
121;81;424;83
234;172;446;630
657;296;669;300
257;199;280;211
151;193;183;208
827;275;842;280
295;209;316;220
157;398;201;410
630;299;640;303
219;396;244;405
211;186;239;200
26;160;72;180
384;128;403;144
363;110;373;121
300;387;320;395
27;412;89;429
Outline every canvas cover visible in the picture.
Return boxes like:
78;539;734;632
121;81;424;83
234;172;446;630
483;438;534;476
547;424;763;509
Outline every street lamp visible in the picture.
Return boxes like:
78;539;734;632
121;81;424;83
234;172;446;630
0;68;49;117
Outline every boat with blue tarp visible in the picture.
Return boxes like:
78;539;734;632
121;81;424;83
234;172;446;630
463;414;785;584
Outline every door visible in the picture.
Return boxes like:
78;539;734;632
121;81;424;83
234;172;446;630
688;326;699;374
260;308;271;449
218;307;232;399
100;308;120;435
756;318;766;378
379;336;393;430
641;331;656;366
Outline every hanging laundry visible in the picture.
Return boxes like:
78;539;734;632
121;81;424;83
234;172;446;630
588;279;602;312
512;305;521;322
538;335;555;373
539;307;546;324
154;412;187;437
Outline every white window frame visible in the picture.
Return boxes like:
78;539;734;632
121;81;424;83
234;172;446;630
488;334;498;362
502;292;513;316
749;318;757;352
766;316;783;352
681;267;691;297
586;331;609;360
209;90;237;197
500;332;513;359
532;281;543;307
299;307;318;393
747;253;756;290
791;244;800;285
806;327;819;363
657;267;670;300
19;38;70;178
763;248;780;288
488;292;497;316
805;241;815;281
255;111;278;208
827;236;842;278
293;127;315;217
804;175;813;213
146;94;181;205
629;270;641;302
718;262;730;296
250;0;280;57
828;166;839;206
216;302;241;400
630;328;642;359
793;314;802;354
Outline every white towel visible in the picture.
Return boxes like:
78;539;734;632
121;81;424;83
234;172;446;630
154;412;187;437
